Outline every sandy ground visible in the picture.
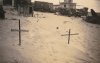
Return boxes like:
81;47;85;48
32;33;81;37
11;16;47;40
0;7;100;63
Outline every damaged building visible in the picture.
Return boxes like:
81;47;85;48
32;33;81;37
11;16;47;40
59;0;76;16
60;0;76;9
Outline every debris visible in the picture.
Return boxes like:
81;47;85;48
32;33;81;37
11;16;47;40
56;27;59;29
84;9;100;24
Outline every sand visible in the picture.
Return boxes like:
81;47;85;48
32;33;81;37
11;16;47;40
0;6;100;63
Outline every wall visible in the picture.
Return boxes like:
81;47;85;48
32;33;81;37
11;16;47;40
34;1;53;12
60;3;76;9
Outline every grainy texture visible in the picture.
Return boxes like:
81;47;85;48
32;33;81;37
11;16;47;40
0;6;100;63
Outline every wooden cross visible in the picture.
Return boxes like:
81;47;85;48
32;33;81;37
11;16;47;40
61;29;79;44
11;19;29;46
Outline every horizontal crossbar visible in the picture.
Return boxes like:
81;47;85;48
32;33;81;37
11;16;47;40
11;29;29;32
6;18;19;20
61;33;79;36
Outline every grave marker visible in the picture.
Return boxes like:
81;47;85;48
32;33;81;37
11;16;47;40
11;19;29;46
61;29;79;44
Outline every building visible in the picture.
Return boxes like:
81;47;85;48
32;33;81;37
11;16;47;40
34;1;53;12
58;0;77;16
60;2;76;9
0;0;32;16
17;0;33;16
60;0;76;9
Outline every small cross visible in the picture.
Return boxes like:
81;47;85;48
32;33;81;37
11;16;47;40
35;12;39;22
11;19;29;46
61;29;79;44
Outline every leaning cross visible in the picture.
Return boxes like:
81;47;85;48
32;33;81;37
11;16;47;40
61;29;79;44
11;19;29;46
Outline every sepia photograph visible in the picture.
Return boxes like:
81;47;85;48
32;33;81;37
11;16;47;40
0;0;100;63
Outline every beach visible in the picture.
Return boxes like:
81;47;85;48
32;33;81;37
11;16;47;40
0;7;100;63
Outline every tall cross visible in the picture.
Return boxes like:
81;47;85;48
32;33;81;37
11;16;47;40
11;19;29;46
61;29;79;44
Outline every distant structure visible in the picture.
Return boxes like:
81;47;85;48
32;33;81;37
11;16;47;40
34;1;53;12
0;0;33;16
60;0;76;9
0;0;31;7
16;0;33;16
57;0;76;16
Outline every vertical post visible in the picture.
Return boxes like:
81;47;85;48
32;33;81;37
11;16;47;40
68;29;71;44
19;19;21;46
32;10;33;17
32;7;33;17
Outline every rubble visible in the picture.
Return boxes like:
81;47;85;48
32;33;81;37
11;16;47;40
84;9;100;24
